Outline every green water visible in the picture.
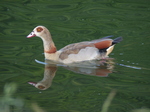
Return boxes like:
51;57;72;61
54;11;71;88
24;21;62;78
0;0;150;112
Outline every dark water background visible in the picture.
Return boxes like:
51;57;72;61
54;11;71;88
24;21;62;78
0;0;150;112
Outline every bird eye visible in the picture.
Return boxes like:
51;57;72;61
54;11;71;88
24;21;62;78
37;27;43;32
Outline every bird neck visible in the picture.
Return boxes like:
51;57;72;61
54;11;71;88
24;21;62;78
41;33;57;54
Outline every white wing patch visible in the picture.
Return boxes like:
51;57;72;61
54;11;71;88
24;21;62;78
61;47;99;63
106;45;114;56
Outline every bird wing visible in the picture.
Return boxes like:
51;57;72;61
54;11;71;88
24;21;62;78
59;36;114;60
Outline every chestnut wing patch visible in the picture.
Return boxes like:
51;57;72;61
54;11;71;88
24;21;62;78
94;40;113;49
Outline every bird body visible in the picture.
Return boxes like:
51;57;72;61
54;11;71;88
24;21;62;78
27;26;122;64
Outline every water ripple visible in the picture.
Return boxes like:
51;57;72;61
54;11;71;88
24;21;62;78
112;2;150;11
72;77;96;85
36;15;70;22
0;13;11;21
0;0;150;112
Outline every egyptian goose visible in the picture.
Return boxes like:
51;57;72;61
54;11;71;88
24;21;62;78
27;26;123;64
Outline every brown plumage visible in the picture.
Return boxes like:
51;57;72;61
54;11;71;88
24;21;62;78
27;26;123;64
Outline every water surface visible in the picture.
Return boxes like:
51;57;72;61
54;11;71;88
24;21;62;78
0;0;150;112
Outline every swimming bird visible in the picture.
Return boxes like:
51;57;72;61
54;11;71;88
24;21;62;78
27;26;123;64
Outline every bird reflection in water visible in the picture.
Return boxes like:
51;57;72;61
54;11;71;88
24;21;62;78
28;59;114;90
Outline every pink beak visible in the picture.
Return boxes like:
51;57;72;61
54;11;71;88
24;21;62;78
28;82;37;86
27;31;36;38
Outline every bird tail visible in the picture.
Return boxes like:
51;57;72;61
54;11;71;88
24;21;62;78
112;37;123;44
